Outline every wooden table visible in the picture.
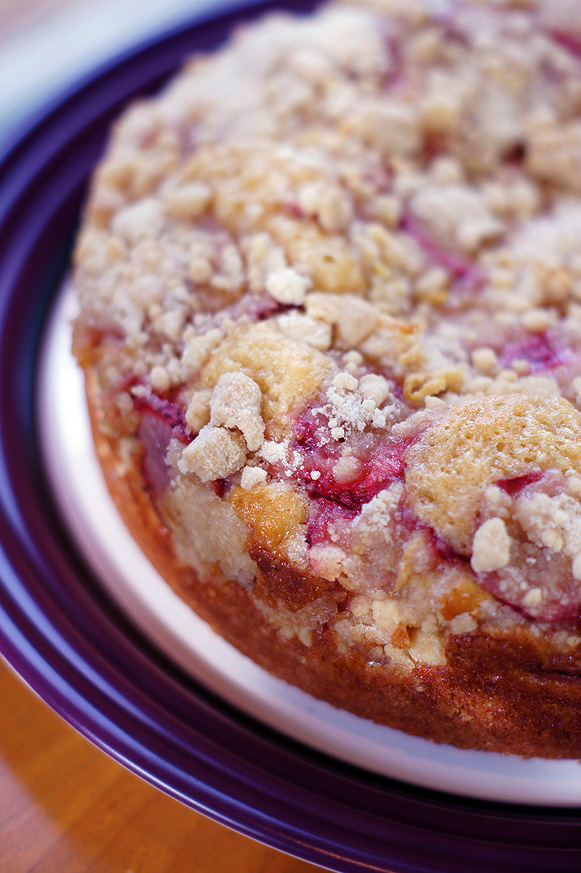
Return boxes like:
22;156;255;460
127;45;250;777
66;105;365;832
0;2;322;870
0;659;322;872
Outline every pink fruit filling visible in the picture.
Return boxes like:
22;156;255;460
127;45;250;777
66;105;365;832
196;292;284;330
496;471;544;497
474;472;581;623
382;29;406;89
294;415;411;510
400;213;486;290
302;438;408;509
293;411;417;551
134;393;191;496
133;392;191;441
499;331;572;374
307;500;358;547
549;30;581;61
478;552;580;623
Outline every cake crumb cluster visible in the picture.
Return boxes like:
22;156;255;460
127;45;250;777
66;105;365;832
73;0;581;753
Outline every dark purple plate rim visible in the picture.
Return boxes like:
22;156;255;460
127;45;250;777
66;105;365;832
1;3;581;871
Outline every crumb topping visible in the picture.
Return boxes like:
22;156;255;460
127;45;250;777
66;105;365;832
471;518;511;574
179;425;246;481
74;0;581;667
210;372;265;451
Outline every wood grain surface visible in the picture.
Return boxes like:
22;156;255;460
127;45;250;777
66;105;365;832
0;658;323;872
0;2;324;871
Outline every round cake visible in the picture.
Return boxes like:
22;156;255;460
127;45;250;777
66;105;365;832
73;0;581;756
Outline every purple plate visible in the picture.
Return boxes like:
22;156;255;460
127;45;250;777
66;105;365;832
1;2;581;870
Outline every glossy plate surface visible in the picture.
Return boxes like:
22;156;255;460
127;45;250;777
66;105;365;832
2;3;581;870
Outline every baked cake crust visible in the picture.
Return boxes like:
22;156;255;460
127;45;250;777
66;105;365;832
73;0;581;757
85;365;581;756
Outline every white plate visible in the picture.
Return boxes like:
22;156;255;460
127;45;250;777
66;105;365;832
38;281;581;806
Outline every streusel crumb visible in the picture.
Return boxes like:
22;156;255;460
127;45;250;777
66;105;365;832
73;0;581;756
